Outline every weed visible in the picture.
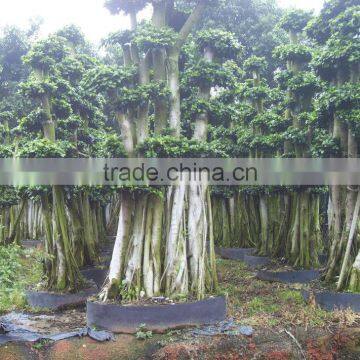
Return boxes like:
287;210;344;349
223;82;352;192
247;297;280;316
32;339;51;350
135;324;153;340
277;290;304;305
308;307;330;326
0;246;43;313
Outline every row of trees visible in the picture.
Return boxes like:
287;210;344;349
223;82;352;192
0;0;359;299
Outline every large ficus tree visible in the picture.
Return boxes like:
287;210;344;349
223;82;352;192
0;27;32;246
18;26;109;290
272;10;323;268
308;0;360;290
84;0;228;301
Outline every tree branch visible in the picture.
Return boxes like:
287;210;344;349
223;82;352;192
175;0;206;50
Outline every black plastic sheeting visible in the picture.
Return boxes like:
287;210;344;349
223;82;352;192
215;248;256;261
302;290;360;312
0;322;114;345
26;287;97;310
191;319;253;337
87;296;227;333
256;270;320;284
243;255;271;268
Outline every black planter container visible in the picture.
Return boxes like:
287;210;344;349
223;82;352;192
256;270;320;284
243;255;271;268
215;247;256;261
302;290;360;312
26;287;97;310
87;296;227;333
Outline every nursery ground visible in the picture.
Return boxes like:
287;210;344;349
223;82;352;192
0;249;360;359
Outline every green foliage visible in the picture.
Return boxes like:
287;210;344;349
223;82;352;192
81;64;137;95
17;138;73;158
59;115;82;132
119;279;139;301
0;110;13;124
236;128;254;154
278;9;313;34
135;324;153;340
52;99;73;120
200;0;286;83
56;25;86;47
20;77;57;99
284;126;308;146
273;44;312;64
95;133;127;157
274;69;294;90
330;6;360;37
306;0;358;43
317;84;360;113
112;81;170;112
339;109;360;138
0;246;43;314
237;103;257;124
196;28;242;59
23;36;69;71
183;59;239;89
18;108;49;134
243;56;267;75
134;23;178;51
312;38;360;81
208;125;239;156
0;26;30;82
0;186;19;207
252;112;290;133
311;128;341;157
57;57;85;83
0;245;23;288
250;133;284;153
0;123;6;138
138;135;226;158
240;79;269;101
0;144;12;157
287;71;321;97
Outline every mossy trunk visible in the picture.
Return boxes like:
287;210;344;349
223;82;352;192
349;250;360;292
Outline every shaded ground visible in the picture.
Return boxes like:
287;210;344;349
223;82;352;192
1;256;360;359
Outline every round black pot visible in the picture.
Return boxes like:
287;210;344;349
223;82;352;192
26;287;97;311
243;255;271;268
87;296;227;333
256;270;320;284
302;290;360;312
216;247;256;261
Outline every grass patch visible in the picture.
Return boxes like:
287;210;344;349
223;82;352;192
277;289;304;305
0;244;43;314
247;297;280;316
307;307;331;326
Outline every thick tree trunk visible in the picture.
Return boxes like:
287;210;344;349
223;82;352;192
143;194;163;296
164;183;189;296
337;190;360;290
100;192;134;301
349;250;360;292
